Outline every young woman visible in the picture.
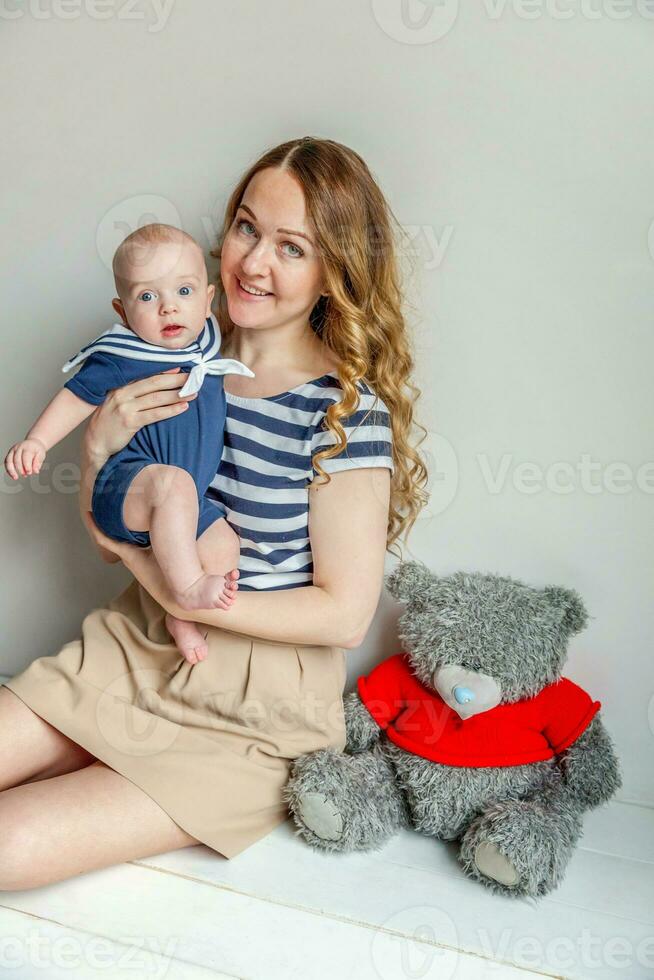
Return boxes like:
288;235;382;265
0;137;427;890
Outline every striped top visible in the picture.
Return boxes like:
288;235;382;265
207;373;394;591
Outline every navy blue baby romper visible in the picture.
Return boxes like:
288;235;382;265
62;315;253;547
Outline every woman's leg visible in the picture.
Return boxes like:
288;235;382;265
123;464;234;611
0;686;97;792
0;760;200;891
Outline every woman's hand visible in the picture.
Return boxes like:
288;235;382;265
79;366;198;517
84;367;197;464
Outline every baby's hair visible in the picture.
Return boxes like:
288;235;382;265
112;223;204;285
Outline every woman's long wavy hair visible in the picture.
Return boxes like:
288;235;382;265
211;137;429;552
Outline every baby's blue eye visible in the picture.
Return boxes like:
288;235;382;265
139;291;155;302
178;285;193;296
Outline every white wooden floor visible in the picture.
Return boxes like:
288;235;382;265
0;675;652;980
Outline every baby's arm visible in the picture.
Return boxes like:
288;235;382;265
4;388;97;479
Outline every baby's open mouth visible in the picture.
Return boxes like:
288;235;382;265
162;324;185;335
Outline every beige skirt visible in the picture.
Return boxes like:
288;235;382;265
2;579;347;859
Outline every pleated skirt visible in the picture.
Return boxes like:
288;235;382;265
2;579;347;858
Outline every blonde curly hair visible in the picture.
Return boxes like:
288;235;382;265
211;137;429;552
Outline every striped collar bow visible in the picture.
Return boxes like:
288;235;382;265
62;313;254;397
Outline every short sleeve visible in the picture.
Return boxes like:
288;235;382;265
310;383;394;479
540;678;602;754
63;354;126;406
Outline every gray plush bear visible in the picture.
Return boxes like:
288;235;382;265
283;561;622;898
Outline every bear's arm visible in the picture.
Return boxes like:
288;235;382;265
540;678;621;810
347;654;408;752
557;715;623;811
343;692;384;752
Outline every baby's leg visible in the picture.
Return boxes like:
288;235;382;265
123;464;235;611
165;519;240;665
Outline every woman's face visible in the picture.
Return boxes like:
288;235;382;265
220;167;326;333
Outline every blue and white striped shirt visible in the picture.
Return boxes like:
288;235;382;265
207;373;394;591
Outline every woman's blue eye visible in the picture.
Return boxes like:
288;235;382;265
139;291;155;302
178;285;193;296
236;218;302;257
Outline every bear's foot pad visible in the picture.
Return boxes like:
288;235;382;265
297;792;344;841
474;842;519;886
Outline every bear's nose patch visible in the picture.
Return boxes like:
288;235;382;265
433;664;502;719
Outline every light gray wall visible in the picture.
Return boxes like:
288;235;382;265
1;2;652;805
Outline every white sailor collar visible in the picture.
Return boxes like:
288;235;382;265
62;313;254;397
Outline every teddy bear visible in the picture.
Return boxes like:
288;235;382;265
283;561;622;898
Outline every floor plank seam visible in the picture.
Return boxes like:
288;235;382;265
576;844;654;867
536;895;654;929
353;849;648;914
125;859;563;977
130;853;654;938
614;796;654;810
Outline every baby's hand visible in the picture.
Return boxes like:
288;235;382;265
4;438;47;480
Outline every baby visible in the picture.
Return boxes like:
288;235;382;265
4;223;254;664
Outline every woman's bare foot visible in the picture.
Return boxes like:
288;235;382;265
175;570;237;611
165;613;208;664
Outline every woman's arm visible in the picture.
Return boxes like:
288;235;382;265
89;466;391;649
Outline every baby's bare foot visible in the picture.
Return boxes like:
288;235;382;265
165;613;208;664
175;572;234;611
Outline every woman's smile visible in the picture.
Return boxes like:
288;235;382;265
235;276;274;299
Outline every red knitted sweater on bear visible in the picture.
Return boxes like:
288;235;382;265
357;654;601;768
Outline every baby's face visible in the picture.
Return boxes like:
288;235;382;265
112;238;215;349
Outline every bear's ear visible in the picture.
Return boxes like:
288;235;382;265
542;585;589;636
386;561;436;607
